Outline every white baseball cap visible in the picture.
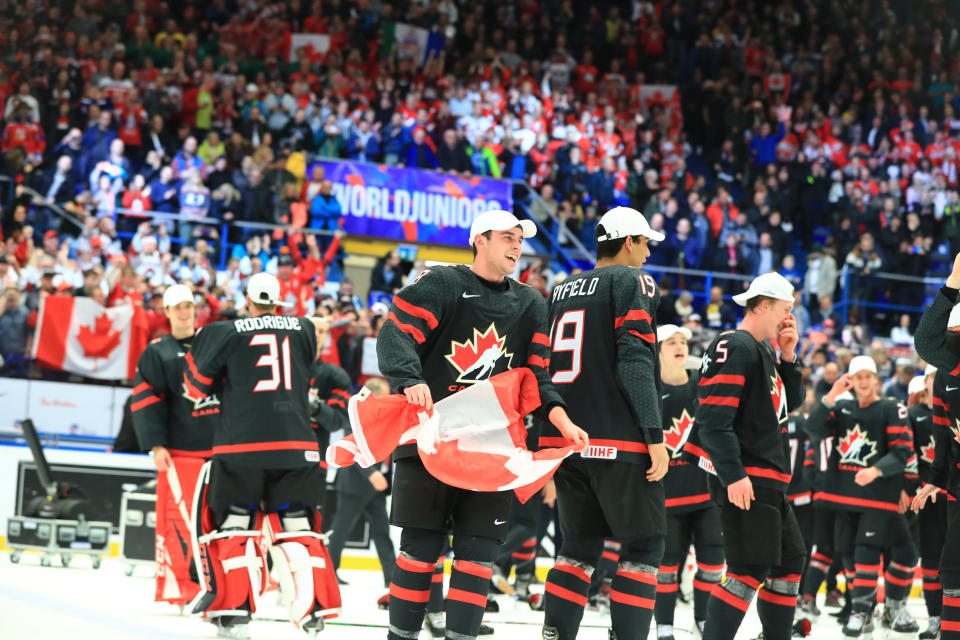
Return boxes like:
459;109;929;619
468;210;536;246
162;284;193;308
596;206;665;243
949;303;960;328
907;376;927;395
732;272;795;307
247;272;291;307
925;364;937;377
657;324;692;342
848;355;878;376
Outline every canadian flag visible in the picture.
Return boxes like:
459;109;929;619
327;368;575;503
32;295;148;380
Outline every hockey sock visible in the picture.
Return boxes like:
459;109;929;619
702;573;760;640
543;557;593;640
693;560;724;623
653;562;680;625
388;552;437;639
943;587;960;639
801;550;832;598
922;564;943;617
609;562;657;639
512;537;537;579
884;561;916;603
757;573;801;640
444;559;493;640
851;547;882;614
589;540;620;596
426;556;445;614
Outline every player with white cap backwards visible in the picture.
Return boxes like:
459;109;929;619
806;355;918;636
692;271;806;640
375;210;587;640
131;284;220;611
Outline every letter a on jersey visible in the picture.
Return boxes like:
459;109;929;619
837;425;878;467
445;323;514;384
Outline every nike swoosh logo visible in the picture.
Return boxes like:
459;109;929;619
177;352;186;356
494;519;507;525
462;292;482;299
864;531;876;537
948;386;959;392
841;409;852;414
661;394;671;400
917;416;929;422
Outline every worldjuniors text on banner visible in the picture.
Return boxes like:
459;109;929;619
310;160;513;246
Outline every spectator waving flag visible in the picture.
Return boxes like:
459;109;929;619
327;368;574;502
380;22;445;67
32;295;148;380
286;33;332;63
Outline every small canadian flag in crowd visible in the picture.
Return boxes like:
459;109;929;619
32;295;148;380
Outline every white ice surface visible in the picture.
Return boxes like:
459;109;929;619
0;554;931;640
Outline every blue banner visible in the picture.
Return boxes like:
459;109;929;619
311;161;513;246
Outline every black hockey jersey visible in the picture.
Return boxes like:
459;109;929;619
906;403;933;490
804;396;913;512
309;361;352;464
376;264;563;461
538;265;662;465
688;329;803;491
784;412;812;506
662;372;712;513
929;372;960;498
183;314;318;468
131;333;218;456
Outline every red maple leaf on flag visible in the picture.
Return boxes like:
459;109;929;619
77;313;122;359
664;409;695;458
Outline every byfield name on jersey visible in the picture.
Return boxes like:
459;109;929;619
233;315;303;333
551;276;600;303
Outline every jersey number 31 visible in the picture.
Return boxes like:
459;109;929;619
250;334;293;392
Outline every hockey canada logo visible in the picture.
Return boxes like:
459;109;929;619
770;374;788;424
180;384;221;412
953;418;960;446
445;323;514;384
837;425;877;467
921;434;936;464
664;409;695;458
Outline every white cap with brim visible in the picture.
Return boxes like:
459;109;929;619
657;324;692;343
596;206;666;243
247;272;292;307
732;272;795;307
848;355;878;376
949;303;960;328
926;364;937;377
908;376;927;395
468;210;536;246
162;284;193;308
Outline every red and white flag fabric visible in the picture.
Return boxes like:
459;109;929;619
326;368;575;503
32;295;148;380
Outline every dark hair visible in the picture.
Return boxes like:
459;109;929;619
251;301;276;313
595;224;641;260
471;230;492;257
744;295;777;313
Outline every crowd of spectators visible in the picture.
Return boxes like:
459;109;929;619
1;0;959;388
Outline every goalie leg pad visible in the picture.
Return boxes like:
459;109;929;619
268;509;342;627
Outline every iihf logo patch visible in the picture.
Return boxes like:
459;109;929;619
444;323;514;384
837;425;877;467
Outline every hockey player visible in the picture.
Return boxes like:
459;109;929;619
183;272;340;639
131;284;219;609
908;366;945;640
692;272;805;640
375;209;588;640
538;206;669;640
913;256;960;640
653;324;723;640
805;356;918;636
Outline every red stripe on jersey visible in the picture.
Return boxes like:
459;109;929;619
539;437;650;453
813;491;899;511
744;466;792;483
699;374;746;386
924;582;943;590
601;551;620;562
393;295;439;329
386;312;426;343
626;330;656;343
712;584;751;611
697;563;725;572
396;553;436;573
389;584;430;603
758;588;796;607
528;355;550;368
131;394;163;412
811;552;833;564
945;596;960;607
609;590;654;608
512;550;536;561
885;426;911;433
665;494;712;508
693;578;718;591
934;396;950;410
934;415;951;426
701;395;740;408
166;448;213;457
683;442;710;460
431;573;444;583
945;621;960;632
185;352;213;385
657;583;679;593
553;561;591;583
885;573;914;587
532;332;550;346
888;439;913;448
614;309;653;328
212;440;319;455
327;398;346;408
544;582;588;606
659;564;681;572
447;588;487;608
132;381;154;394
951;362;960;377
454;560;493;579
923;568;940;577
332;389;352;399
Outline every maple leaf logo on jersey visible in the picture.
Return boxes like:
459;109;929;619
837;425;878;467
664;409;695;458
952;418;960;446
921;434;936;464
180;383;221;411
77;313;122;359
445;323;514;384
770;374;788;424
